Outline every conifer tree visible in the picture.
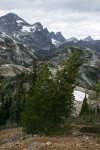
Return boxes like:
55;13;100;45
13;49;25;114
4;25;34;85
29;59;38;96
95;80;100;99
21;64;55;134
55;51;82;117
10;83;25;124
0;91;6;125
0;92;12;126
79;94;89;116
21;52;82;134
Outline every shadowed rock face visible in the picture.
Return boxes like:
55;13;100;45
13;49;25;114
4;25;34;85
33;22;43;31
50;31;66;43
56;32;66;42
0;13;30;34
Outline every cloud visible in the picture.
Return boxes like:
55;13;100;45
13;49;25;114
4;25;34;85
1;0;100;13
0;0;100;39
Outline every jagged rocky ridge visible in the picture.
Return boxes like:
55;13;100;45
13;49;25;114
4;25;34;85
0;13;66;49
0;13;67;66
0;13;100;89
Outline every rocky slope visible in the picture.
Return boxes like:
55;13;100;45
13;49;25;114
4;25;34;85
0;37;35;66
0;127;100;150
0;64;31;76
48;45;100;89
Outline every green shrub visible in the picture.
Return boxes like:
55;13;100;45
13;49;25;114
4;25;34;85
80;126;100;134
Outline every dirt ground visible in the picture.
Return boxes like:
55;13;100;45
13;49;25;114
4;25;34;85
0;127;100;150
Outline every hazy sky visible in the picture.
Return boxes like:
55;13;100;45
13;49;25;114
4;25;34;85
0;0;100;39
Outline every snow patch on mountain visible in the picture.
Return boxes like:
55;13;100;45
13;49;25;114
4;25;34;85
74;91;89;102
16;20;24;24
52;38;62;46
21;25;42;32
21;26;33;32
1;32;12;39
1;32;6;37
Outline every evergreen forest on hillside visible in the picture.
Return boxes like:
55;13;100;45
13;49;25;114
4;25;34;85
0;51;100;135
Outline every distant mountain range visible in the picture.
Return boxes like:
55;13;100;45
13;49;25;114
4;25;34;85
0;13;66;49
0;13;98;47
0;13;100;61
0;13;100;89
66;36;94;43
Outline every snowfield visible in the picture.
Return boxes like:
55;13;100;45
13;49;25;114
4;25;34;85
74;91;89;102
52;38;62;47
16;20;24;24
21;25;40;32
21;26;32;32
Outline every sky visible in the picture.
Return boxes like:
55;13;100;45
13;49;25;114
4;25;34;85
0;0;100;39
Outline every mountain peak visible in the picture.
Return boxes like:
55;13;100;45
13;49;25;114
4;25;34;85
67;37;79;43
56;32;66;42
2;12;22;20
83;36;94;42
50;31;56;37
33;22;43;31
56;32;62;36
0;12;28;25
5;12;17;16
50;31;66;43
0;12;30;34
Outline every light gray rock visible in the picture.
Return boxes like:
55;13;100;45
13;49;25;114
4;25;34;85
46;141;52;146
